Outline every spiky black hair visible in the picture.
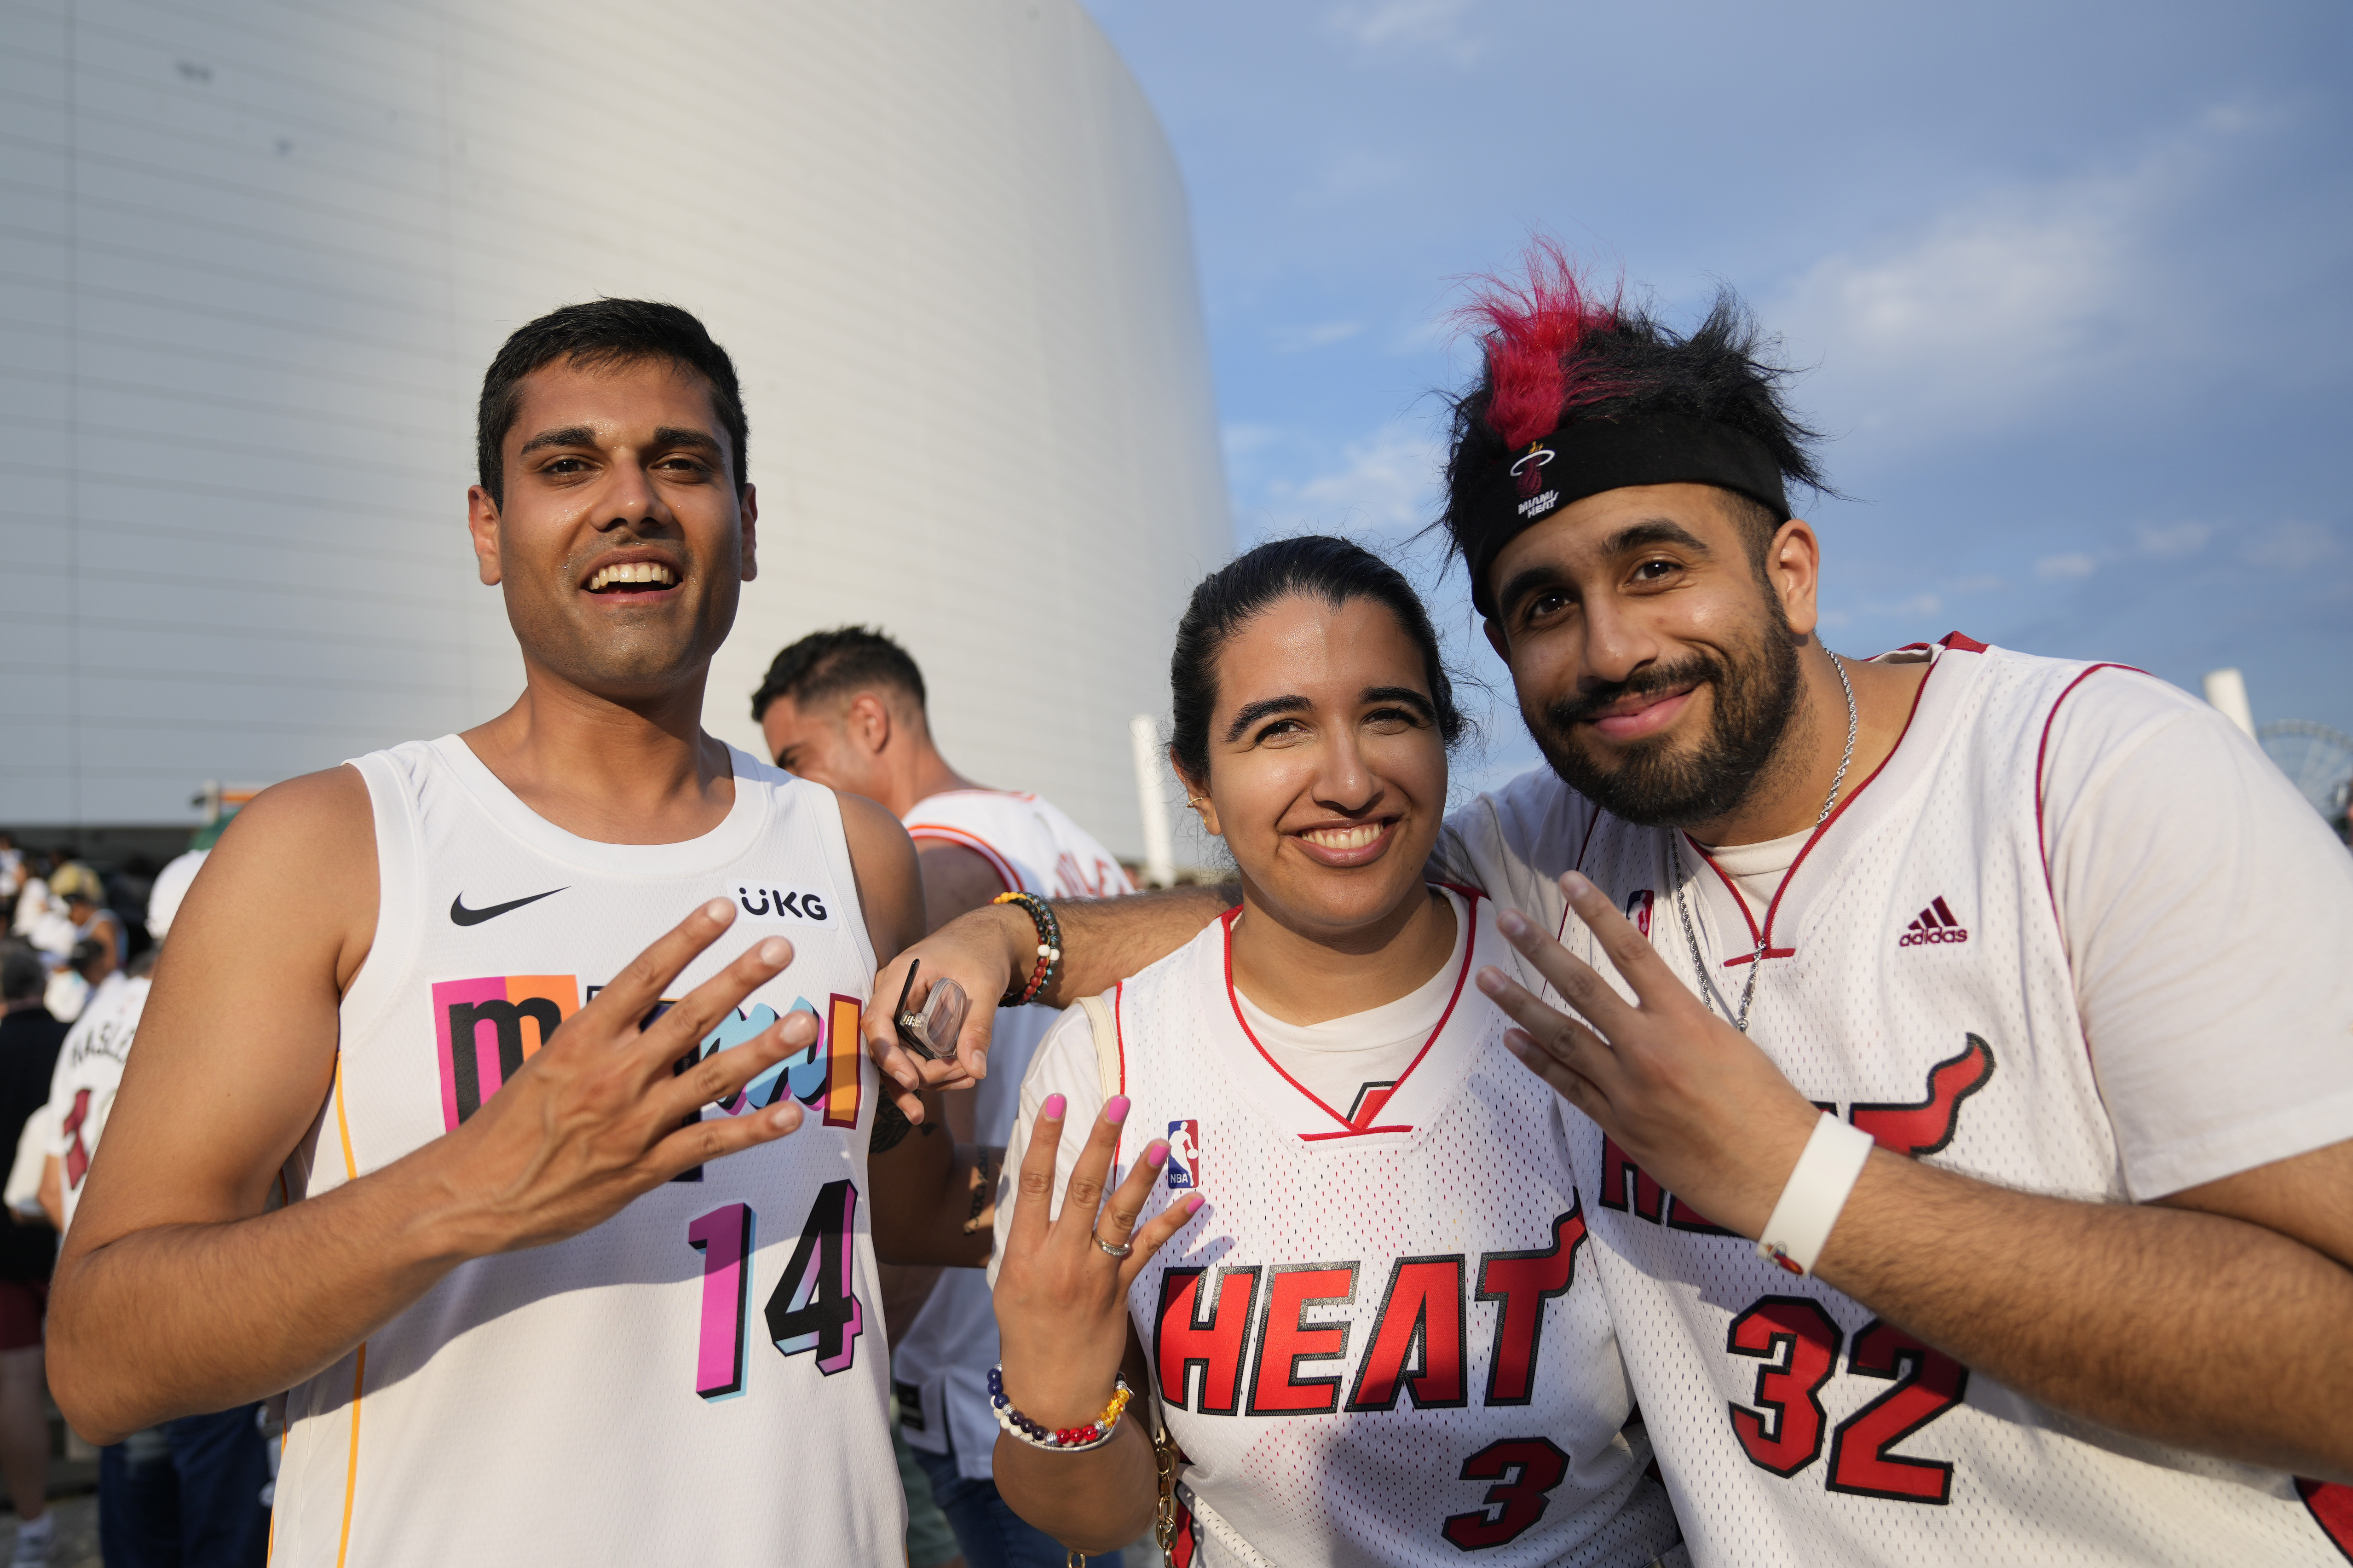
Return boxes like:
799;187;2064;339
1441;243;1832;578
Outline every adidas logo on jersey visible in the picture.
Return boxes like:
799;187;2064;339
1898;896;1969;947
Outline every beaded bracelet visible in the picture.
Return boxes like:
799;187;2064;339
992;891;1063;1006
988;1365;1132;1453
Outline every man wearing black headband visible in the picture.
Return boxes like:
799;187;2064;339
867;247;2353;1563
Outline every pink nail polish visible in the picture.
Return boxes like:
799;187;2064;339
1042;1094;1066;1120
1184;1194;1205;1213
1104;1095;1131;1125
1144;1139;1170;1167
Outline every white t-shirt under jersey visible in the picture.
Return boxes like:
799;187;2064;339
1024;894;1467;1148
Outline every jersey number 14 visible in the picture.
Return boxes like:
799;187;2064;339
685;1181;864;1400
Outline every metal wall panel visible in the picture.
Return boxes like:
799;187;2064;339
0;0;1230;856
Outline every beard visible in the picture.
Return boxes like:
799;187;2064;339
1524;610;1805;829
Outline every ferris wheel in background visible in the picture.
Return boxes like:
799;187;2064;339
2259;721;2353;829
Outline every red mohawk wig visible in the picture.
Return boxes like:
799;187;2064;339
1455;238;1626;450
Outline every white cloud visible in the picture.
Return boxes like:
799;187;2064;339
1221;422;1284;459
1257;422;1442;536
2242;519;2339;571
1770;108;2262;450
1328;0;1482;61
1272;320;1365;353
2135;520;2212;558
2036;552;2099;581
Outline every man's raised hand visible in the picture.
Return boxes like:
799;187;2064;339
441;898;812;1255
1474;870;1821;1240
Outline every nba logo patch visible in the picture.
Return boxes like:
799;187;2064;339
1165;1119;1200;1189
1625;889;1654;939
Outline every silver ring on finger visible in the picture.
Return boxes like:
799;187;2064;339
1093;1232;1134;1259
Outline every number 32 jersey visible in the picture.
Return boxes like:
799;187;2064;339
1447;640;2351;1566
269;736;898;1566
1108;890;1683;1568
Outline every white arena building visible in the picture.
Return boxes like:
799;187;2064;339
0;0;1230;865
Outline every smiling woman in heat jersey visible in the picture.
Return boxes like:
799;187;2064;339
981;537;1684;1568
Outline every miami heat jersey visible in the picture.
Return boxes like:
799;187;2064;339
1106;889;1681;1568
891;787;1133;1476
269;736;899;1566
1442;639;2349;1565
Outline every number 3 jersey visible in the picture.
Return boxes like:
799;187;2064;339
269;736;898;1567
1098;889;1682;1568
1439;637;2353;1566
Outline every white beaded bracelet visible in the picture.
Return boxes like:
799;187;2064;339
1754;1112;1876;1278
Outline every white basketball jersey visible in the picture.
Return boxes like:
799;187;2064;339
46;974;148;1234
270;736;899;1567
893;788;1134;1474
1540;640;2345;1565
1110;890;1681;1568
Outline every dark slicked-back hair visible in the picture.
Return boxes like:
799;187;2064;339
0;943;43;1005
752;627;929;724
476;299;747;507
1169;535;1465;788
1442;242;1830;576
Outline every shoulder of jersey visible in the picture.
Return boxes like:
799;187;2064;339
902;788;1039;835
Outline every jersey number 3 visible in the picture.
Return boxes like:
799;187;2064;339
686;1181;864;1400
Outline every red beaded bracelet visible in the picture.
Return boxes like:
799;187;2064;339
992;891;1062;1006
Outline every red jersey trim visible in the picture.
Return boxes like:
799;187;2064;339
1685;645;1944;964
2032;663;2144;939
904;824;1021;895
1113;980;1129;1097
1219;888;1482;1140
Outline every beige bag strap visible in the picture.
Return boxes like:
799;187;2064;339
1076;990;1121;1103
1072;990;1178;1564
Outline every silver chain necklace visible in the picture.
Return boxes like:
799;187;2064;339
1668;651;1857;1034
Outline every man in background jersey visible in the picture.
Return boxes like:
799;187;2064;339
43;301;990;1567
758;626;1135;1568
35;851;272;1568
870;249;2353;1563
0;944;62;1568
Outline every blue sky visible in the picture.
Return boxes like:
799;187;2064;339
1084;0;2353;795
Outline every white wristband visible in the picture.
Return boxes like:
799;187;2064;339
1754;1112;1876;1278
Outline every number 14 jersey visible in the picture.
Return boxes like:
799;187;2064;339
270;736;897;1567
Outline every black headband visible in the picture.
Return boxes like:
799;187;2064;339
1466;411;1791;616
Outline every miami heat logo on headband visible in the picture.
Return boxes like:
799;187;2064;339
1509;441;1555;499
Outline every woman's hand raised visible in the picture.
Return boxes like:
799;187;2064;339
992;1094;1202;1430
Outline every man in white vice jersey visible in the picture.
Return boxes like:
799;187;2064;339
757;624;1136;1568
868;249;2353;1565
46;300;990;1566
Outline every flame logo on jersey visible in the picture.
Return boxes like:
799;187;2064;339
1166;1119;1200;1189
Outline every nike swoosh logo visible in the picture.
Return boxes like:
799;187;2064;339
449;888;566;926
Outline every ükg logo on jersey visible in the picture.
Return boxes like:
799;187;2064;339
731;885;837;927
